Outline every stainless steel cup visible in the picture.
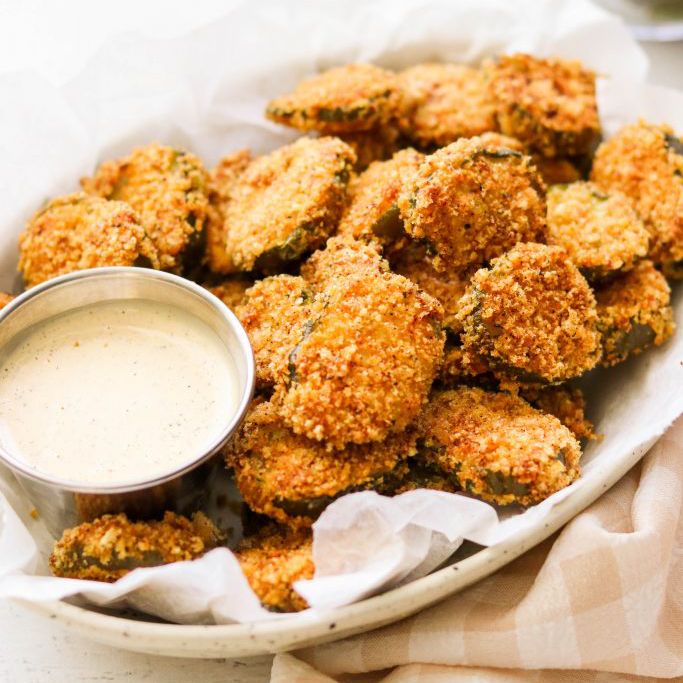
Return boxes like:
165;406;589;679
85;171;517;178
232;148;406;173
0;267;255;537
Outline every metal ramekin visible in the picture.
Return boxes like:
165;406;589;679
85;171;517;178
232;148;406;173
0;267;254;537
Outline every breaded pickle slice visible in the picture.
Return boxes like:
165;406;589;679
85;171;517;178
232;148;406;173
236;524;313;612
224;137;355;272
277;249;445;448
486;54;600;158
417;388;581;506
591;122;683;276
397;136;546;271
226;401;415;528
457;243;601;386
393;458;460;495
206;276;254;310
391;241;471;334
19;192;159;287
397;63;497;148
547;181;649;282
595;260;675;367
532;156;582;186
437;343;496;389
81;144;209;273
338;148;424;244
266;64;402;134
520;386;595;441
339;124;403;171
49;512;221;582
205;149;252;274
236;275;315;389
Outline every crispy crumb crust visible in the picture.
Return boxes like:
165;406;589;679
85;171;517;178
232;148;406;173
457;243;601;385
337;148;424;244
266;64;403;134
276;240;445;448
18;192;159;287
338;124;404;171
532;156;582;185
436;343;495;388
591;121;683;275
205;149;252;274
236;524;314;612
206;277;254;310
485;53;600;158
224;137;355;272
391;241;472;333
520;386;595;441
417;388;581;506
397;63;497;147
49;512;220;582
236;275;314;389
595;260;675;367
81;144;209;272
547;181;649;282
226;401;415;528
398;136;547;271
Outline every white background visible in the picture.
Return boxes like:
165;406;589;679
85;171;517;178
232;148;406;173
0;1;681;681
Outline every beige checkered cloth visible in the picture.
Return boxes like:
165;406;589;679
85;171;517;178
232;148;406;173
271;417;683;682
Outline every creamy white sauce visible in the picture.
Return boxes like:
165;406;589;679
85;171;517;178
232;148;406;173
0;299;239;485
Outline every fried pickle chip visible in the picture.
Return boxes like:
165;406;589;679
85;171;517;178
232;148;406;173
278;243;445;448
591;121;683;276
547;181;650;282
19;192;159;287
486;53;600;158
224;137;355;272
235;524;313;612
205;149;252;274
236;275;315;388
206;276;254;310
397;63;497;147
49;512;220;582
81;144;209;273
337;148;424;244
417;388;581;506
397;136;546;271
595;260;675;367
532;155;582;186
437;343;495;389
227;401;415;528
520;386;595;441
457;243;601;386
266;64;402;134
338;124;404;171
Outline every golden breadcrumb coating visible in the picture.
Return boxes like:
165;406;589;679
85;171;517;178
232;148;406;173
337;148;424;244
266;64;402;134
437;343;494;388
532;155;582;186
226;400;415;528
81;144;209;272
391;241;471;333
0;292;13;308
520;386;595;441
236;275;314;388
206;277;254;310
205;149;252;274
457;243;601;385
224;137;355;272
397;63;497;147
591;121;683;276
398;136;546;270
236;524;314;612
486;53;600;158
277;245;445;448
49;512;220;582
19;192;159;287
339;124;403;171
417;388;581;506
547;181;649;282
595;260;675;367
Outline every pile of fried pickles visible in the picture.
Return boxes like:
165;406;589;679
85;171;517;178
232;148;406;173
19;55;679;612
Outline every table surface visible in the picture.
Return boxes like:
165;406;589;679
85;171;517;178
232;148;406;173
1;16;682;683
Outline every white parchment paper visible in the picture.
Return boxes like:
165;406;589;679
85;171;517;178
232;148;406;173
0;0;682;624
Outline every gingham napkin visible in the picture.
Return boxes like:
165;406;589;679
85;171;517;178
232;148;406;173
271;417;683;682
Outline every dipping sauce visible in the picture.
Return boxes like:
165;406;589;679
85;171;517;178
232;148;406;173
0;299;239;485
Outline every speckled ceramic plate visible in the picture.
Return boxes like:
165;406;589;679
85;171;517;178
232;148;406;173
19;433;656;658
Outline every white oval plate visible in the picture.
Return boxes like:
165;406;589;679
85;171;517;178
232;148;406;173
18;434;655;658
